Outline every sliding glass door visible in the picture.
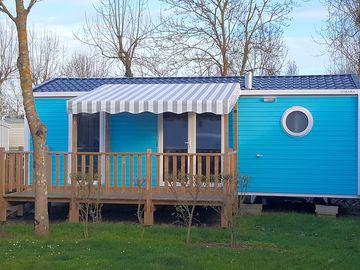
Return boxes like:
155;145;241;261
196;113;221;174
77;113;100;173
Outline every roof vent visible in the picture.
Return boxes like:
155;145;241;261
245;71;253;89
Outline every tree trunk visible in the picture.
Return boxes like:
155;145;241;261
15;3;49;237
186;205;196;244
125;63;133;77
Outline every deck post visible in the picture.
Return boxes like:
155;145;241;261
68;199;79;223
71;115;77;193
0;148;7;221
144;149;154;226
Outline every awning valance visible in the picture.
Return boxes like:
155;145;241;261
67;83;241;115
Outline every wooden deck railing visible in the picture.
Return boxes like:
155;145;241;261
1;148;237;196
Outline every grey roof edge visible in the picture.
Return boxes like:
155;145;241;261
350;74;360;88
33;74;360;92
33;77;58;91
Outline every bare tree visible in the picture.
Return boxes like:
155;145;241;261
135;42;181;77
136;178;146;239
213;174;249;248
284;59;299;76
0;91;9;117
159;0;295;76
0;0;49;236
321;0;360;76
1;80;24;118
71;173;102;239
28;28;62;85
235;23;288;76
0;20;17;89
169;173;205;244
61;50;112;78
76;0;154;77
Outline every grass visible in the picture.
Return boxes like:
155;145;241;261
0;213;359;270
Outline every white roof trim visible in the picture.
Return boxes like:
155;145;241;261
242;89;359;96
34;89;359;98
34;92;85;98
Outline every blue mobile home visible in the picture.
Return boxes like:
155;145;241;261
26;74;360;201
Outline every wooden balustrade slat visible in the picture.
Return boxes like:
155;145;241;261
24;153;29;191
113;154;118;191
47;153;52;192
105;155;110;192
147;151;152;193
121;154;126;191
130;155;134;191
71;153;77;193
81;154;86;177
164;156;169;192
4;154;9;193
156;155;160;193
8;154;14;192
88;155;94;192
137;154;142;188
97;154;102;190
172;156;177;189
189;155;194;193
214;156;219;192
63;154;68;192
232;153;237;178
206;156;211;193
15;153;21;192
180;156;186;192
55;154;60;192
197;155;202;175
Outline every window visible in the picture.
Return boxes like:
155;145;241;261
196;113;221;153
77;113;100;174
163;112;188;153
196;113;221;175
77;113;100;152
281;106;313;137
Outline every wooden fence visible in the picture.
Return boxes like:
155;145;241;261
0;149;237;196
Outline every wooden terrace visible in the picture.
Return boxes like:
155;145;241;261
0;148;238;226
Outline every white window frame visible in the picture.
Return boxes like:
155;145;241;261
281;106;313;137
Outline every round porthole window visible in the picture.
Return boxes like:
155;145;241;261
281;106;313;137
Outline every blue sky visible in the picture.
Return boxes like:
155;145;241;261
2;0;331;75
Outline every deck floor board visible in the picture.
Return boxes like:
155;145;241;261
4;188;224;205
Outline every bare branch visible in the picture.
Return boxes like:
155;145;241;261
0;1;16;22
26;0;40;13
61;50;113;78
319;0;360;76
28;27;62;86
75;0;155;77
0;20;17;88
159;0;295;76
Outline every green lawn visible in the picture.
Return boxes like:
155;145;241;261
0;213;359;270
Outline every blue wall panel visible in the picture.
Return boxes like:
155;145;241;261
31;99;69;185
237;96;358;196
109;113;158;187
228;110;234;150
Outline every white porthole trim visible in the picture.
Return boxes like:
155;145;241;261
281;106;313;137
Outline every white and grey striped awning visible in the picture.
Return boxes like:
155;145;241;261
67;83;241;115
